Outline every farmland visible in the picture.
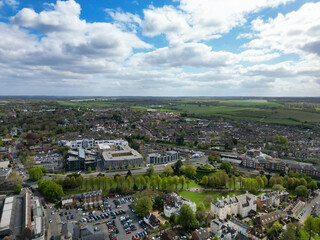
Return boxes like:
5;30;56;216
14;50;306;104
55;97;320;126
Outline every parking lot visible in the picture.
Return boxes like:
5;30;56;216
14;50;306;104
50;194;152;240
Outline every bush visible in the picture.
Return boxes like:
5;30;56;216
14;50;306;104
14;184;23;194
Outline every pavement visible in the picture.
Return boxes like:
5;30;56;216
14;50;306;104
299;192;320;224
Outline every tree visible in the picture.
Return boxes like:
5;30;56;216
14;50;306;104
89;175;95;190
267;221;283;240
282;223;296;240
146;165;154;177
201;176;208;186
28;166;44;181
184;165;196;179
203;195;213;209
256;176;264;190
174;160;183;176
308;180;317;191
179;176;186;189
304;215;314;240
24;156;35;169
76;175;84;189
208;155;214;163
195;204;207;224
164;165;174;176
38;179;63;201
156;175;162;190
296;185;308;198
178;204;198;231
186;178;191;189
14;184;23;194
220;161;231;173
262;175;268;187
7;171;23;186
161;178;168;191
173;176;179;190
134;196;153;217
272;184;286;191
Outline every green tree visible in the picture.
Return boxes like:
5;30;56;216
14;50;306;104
134;196;153;217
220;161;231;173
14;184;23;194
262;175;268;187
282;223;296;240
38;179;63;202
173;176;179;190
296;185;308;198
179;175;186;189
186;178;191;189
267;221;283;240
185;165;196;179
161;177;168;191
156;175;162;190
146;165;155;177
208;155;214;163
28;166;44;181
164;165;174;176
201;176;208;186
178;204;198;231
272;184;286;191
195;203;207;224
304;215;314;240
308;180;317;191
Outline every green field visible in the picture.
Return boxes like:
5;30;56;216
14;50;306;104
219;99;282;107
271;109;320;122
179;190;245;207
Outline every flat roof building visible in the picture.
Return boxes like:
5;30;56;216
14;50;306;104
147;151;180;165
101;145;143;170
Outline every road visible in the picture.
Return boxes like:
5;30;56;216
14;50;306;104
300;191;320;224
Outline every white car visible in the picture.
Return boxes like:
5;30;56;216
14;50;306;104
49;219;52;223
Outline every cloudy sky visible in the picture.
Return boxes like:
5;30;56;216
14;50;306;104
0;0;320;96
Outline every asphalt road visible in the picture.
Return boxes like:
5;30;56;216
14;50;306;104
300;191;320;224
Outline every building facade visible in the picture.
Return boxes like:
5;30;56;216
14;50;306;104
163;193;197;217
147;151;180;165
211;192;257;220
66;148;97;171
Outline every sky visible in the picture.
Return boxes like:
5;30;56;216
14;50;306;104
0;0;320;96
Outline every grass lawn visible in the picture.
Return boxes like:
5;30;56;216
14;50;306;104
179;190;245;208
219;99;282;107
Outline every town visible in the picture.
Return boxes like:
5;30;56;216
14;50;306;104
0;97;320;240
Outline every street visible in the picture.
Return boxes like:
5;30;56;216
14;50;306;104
300;191;320;224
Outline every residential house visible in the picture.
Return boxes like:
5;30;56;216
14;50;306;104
211;192;257;220
256;191;289;209
191;228;210;240
163;193;196;217
253;210;288;226
144;212;160;229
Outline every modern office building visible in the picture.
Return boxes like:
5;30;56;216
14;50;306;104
100;144;143;170
146;151;180;165
66;148;97;171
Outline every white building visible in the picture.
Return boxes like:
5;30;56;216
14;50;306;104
163;193;197;217
60;139;128;149
211;192;257;220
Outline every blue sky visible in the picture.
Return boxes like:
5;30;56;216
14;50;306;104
0;0;319;96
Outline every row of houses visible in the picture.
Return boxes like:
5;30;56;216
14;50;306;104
241;150;320;177
61;190;103;209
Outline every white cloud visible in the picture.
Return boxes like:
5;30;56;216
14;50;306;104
129;42;237;68
247;2;320;57
141;0;294;42
240;49;280;62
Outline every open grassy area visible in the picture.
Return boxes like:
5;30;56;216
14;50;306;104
219;99;282;107
271;109;320;122
179;190;245;207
